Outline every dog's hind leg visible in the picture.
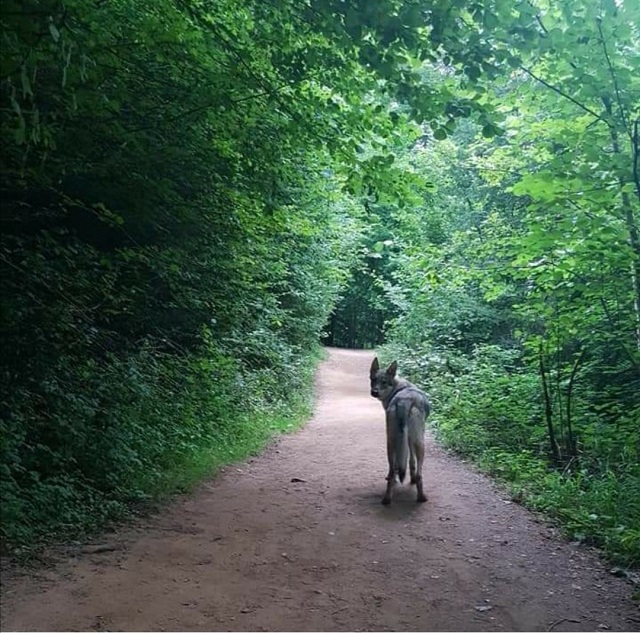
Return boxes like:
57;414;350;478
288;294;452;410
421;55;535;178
382;436;396;505
409;447;417;485
413;437;427;502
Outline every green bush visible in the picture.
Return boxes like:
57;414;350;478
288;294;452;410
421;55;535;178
380;342;640;566
1;343;320;548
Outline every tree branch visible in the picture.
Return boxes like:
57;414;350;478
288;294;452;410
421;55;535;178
633;118;640;203
595;17;631;139
520;66;611;127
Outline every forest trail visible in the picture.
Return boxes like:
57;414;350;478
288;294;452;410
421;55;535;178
1;348;638;632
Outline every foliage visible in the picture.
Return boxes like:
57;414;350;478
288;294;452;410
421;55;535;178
2;0;638;568
371;0;640;565
0;0;367;547
380;340;639;566
0;0;517;547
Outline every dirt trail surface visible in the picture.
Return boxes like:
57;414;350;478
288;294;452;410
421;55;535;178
2;348;639;632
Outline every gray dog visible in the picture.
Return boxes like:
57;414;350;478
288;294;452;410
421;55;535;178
369;357;431;505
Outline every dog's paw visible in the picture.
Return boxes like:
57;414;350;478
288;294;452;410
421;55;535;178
416;493;427;503
381;496;391;506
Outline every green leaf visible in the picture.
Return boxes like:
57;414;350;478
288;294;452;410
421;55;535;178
481;124;497;138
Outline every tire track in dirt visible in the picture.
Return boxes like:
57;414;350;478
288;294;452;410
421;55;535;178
1;348;638;631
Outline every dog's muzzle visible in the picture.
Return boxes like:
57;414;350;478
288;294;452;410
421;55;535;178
370;389;379;398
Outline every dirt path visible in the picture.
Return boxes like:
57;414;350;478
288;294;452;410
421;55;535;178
1;348;638;632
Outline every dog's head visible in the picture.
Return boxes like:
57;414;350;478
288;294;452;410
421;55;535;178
369;357;398;400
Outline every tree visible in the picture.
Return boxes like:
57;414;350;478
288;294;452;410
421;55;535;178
0;0;511;545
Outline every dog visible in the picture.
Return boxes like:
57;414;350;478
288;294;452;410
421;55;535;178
369;357;431;505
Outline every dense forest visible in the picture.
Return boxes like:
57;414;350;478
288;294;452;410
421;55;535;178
1;0;638;566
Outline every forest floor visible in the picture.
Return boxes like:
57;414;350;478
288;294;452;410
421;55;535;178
1;348;639;632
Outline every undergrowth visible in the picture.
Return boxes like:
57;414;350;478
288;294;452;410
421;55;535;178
0;345;321;555
378;343;640;568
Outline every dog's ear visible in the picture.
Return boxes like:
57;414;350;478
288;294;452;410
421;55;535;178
386;360;398;377
370;357;380;377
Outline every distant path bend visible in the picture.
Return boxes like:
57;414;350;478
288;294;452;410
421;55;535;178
1;348;637;631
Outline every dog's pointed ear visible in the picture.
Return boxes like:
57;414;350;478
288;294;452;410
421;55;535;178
386;360;398;377
370;357;380;377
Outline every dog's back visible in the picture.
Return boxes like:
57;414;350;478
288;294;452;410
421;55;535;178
385;380;430;482
370;357;430;505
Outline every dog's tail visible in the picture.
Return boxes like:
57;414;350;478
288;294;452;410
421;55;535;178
394;400;410;483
